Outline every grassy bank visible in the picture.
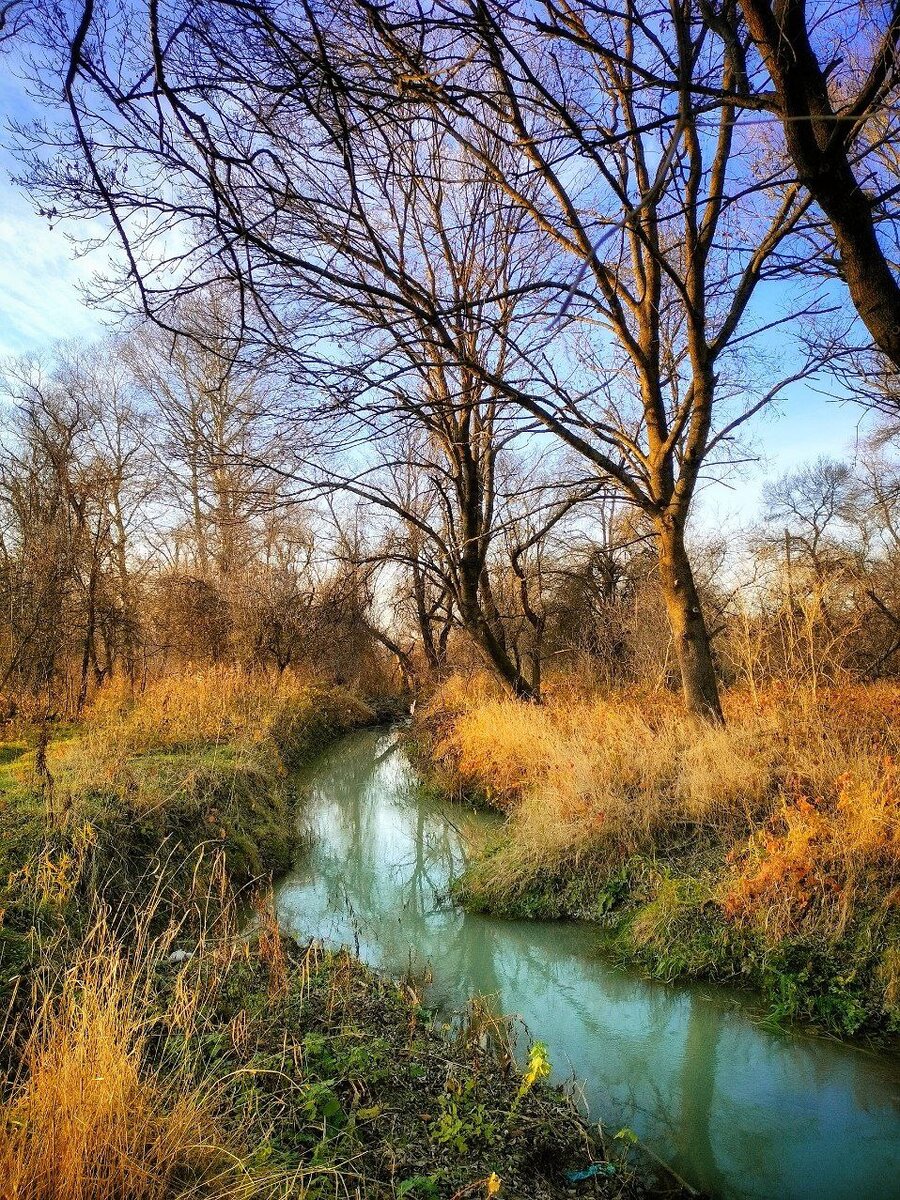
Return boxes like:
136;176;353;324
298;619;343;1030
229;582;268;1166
0;668;378;1005
0;896;660;1200
417;675;900;1039
0;672;670;1199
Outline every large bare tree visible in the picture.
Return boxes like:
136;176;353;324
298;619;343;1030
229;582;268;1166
357;0;834;717
17;0;840;716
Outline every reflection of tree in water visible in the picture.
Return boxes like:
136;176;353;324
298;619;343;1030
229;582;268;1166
276;730;900;1200
284;731;471;967
681;1007;900;1200
674;999;731;1198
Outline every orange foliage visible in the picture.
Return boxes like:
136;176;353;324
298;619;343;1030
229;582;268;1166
723;757;900;937
426;673;900;924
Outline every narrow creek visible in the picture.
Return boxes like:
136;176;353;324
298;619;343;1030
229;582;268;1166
273;727;900;1200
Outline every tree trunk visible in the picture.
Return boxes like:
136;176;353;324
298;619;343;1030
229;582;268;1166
655;517;724;722
77;571;98;716
188;415;209;575
457;482;537;700
369;625;416;695
412;564;442;671
77;521;104;716
459;565;537;700
468;619;537;701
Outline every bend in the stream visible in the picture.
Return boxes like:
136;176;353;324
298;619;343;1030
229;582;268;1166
274;728;900;1200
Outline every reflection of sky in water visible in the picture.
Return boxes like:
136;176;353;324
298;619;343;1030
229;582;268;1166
275;730;900;1200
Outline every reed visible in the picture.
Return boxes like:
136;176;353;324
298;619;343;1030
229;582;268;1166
0;898;247;1200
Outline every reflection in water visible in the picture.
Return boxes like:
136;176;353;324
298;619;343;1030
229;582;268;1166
275;730;900;1200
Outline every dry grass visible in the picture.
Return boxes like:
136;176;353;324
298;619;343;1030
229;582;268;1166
81;666;326;757
0;671;369;1200
0;872;346;1200
428;675;775;862
50;668;301;809
0;903;249;1200
9;667;372;817
723;756;900;939
426;673;900;909
0;890;619;1200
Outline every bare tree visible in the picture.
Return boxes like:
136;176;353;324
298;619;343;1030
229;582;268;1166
124;291;283;580
355;0;834;717
0;354;124;709
764;457;857;577
736;0;900;365
14;0;843;716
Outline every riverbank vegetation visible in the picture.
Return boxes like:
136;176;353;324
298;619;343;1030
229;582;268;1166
3;0;900;1189
0;667;377;1001
0;671;663;1199
420;675;900;1036
0;893;651;1200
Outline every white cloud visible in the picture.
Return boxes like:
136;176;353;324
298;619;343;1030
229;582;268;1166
0;58;109;357
0;180;108;356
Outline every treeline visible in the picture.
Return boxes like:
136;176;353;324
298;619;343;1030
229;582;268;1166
2;0;900;717
0;317;392;713
3;310;900;713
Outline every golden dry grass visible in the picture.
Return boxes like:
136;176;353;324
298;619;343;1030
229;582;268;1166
0;668;374;1200
723;756;900;938
0;906;245;1200
23;666;370;816
426;673;900;911
429;675;774;860
85;666;324;755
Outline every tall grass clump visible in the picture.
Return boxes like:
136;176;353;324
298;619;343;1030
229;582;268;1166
79;666;374;768
0;905;245;1200
428;675;781;867
430;675;900;839
724;755;900;939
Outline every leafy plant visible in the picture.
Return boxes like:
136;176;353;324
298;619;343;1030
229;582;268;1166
430;1079;496;1154
397;1175;441;1199
515;1041;551;1106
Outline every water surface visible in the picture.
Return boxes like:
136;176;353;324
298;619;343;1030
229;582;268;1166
274;728;900;1200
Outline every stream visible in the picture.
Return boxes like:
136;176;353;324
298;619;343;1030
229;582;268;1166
273;727;900;1200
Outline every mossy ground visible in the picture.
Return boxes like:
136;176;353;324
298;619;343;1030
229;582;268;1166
0;747;290;1007
0;680;383;1016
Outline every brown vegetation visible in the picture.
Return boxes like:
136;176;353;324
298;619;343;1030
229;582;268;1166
0;5;899;1188
421;671;900;1032
0;830;644;1200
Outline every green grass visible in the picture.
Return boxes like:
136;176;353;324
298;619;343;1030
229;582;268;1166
0;689;380;1012
145;938;650;1199
0;753;292;1015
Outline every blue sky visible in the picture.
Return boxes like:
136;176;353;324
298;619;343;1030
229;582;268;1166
0;64;104;355
0;56;871;527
